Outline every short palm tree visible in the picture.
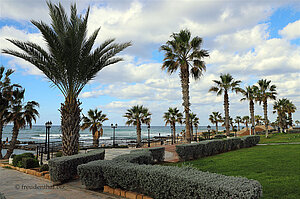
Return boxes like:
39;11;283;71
295;120;300;126
255;115;263;126
285;99;296;128
0;66;20;159
81;109;108;147
241;85;258;135
209;74;242;135
209;112;222;133
234;116;242;131
273;98;289;132
188;113;199;140
4;88;39;159
193;115;200;139
160;29;209;143
242;116;250;132
256;79;277;138
2;2;131;155
124;105;151;147
163;107;183;144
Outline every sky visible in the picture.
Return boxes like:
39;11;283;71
0;0;299;126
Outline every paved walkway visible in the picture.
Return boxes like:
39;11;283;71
257;142;300;145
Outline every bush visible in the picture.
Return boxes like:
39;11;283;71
113;151;153;164
22;157;39;169
0;192;6;199
176;136;259;161
40;164;49;172
78;159;262;198
12;153;35;167
55;151;63;157
214;134;226;139
49;149;105;184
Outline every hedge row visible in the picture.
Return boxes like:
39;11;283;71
176;136;260;161
49;149;105;183
130;147;165;163
78;151;262;199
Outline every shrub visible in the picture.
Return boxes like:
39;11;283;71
0;192;6;199
12;153;35;167
49;149;105;184
214;134;226;139
78;159;263;199
55;151;63;157
113;151;153;164
22;157;39;169
40;164;49;172
176;136;259;161
130;147;165;163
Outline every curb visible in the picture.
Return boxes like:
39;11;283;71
103;185;153;199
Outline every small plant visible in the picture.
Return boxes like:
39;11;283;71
22;157;39;169
0;192;6;199
3;166;12;169
12;153;35;167
55;151;63;157
40;164;49;172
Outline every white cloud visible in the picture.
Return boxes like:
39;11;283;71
279;20;300;40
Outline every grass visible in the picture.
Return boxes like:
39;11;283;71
259;133;300;144
165;145;300;199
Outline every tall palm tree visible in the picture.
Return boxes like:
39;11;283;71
256;79;277;138
81;109;108;147
0;66;20;159
2;2;131;155
255;115;263;126
242;116;250;132
234;116;242;131
209;112;222;133
209;74;242;135
160;29;209;143
163;107;183;144
241;85;258;135
124;105;151;147
4;88;39;159
285;99;296;128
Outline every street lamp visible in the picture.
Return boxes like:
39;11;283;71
45;121;52;160
111;124;117;147
234;125;237;137
147;124;151;147
251;126;255;136
207;125;211;139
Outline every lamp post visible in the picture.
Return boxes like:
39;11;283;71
251;126;255;136
234;125;237;137
147;124;151;147
207;125;211;139
111;124;117;147
45;121;52;160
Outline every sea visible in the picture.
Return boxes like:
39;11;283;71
1;125;225;155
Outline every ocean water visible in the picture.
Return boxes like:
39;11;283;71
1;125;225;143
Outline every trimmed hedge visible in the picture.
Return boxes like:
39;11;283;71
113;151;153;164
176;136;259;161
130;147;165;163
78;152;262;198
12;153;35;167
22;157;39;169
49;149;105;183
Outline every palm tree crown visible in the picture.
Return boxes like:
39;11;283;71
124;105;151;147
160;29;209;143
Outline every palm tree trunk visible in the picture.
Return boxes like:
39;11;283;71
288;112;292;128
180;67;191;143
263;100;269;138
237;122;240;131
250;100;255;135
190;122;193;141
92;130;98;148
60;97;81;156
246;122;248;132
4;122;19;159
136;120;142;147
224;90;230;136
215;122;218;134
172;123;176;144
0;123;3;159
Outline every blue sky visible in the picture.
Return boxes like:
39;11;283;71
0;0;299;126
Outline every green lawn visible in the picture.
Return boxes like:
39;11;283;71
259;133;300;144
165;145;300;199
